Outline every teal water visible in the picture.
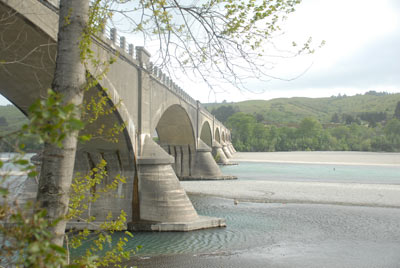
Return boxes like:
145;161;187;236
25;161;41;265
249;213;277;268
76;194;400;258
108;161;400;258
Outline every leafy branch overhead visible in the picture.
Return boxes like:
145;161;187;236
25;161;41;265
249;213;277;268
106;0;323;89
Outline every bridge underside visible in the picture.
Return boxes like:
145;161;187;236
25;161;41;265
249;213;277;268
0;2;56;113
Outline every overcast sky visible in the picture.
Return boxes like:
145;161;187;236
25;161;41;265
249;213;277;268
1;0;399;105
190;0;400;103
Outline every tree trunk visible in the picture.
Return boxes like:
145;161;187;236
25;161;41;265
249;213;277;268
36;0;89;247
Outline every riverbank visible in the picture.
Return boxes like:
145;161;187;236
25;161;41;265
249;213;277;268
182;180;400;208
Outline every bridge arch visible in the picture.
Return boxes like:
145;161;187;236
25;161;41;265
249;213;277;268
155;104;196;146
200;121;212;147
155;104;196;178
215;128;221;143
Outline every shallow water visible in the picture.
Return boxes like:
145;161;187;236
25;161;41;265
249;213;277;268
115;195;400;254
123;153;400;267
123;195;400;267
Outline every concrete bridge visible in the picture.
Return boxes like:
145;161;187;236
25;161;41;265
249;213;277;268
0;0;236;231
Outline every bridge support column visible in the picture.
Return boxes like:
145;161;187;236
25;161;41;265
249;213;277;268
212;140;229;165
222;142;232;158
128;136;226;231
181;140;236;180
227;142;235;155
230;143;237;153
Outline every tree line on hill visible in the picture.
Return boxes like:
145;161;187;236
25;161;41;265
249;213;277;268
211;101;400;152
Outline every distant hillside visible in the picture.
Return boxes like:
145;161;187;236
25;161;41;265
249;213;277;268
0;105;28;134
205;92;400;124
0;105;43;152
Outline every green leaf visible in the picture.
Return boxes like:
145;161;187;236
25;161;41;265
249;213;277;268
79;134;92;142
50;244;67;254
0;187;9;195
28;171;38;178
15;159;29;165
28;242;40;253
68;118;85;130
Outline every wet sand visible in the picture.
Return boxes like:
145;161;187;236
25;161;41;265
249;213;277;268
182;180;400;208
183;152;400;208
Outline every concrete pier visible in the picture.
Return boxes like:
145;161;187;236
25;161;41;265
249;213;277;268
212;140;229;165
181;140;237;180
129;137;226;231
222;142;233;158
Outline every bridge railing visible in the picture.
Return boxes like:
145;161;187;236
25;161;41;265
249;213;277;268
147;64;198;108
41;0;228;135
103;26;225;129
100;25;200;110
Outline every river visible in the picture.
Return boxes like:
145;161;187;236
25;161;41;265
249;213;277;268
122;151;400;268
3;152;400;267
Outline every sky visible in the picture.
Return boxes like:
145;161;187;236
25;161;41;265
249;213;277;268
1;0;399;105
188;0;400;103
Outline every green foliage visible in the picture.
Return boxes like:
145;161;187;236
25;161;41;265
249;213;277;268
358;112;387;127
1;148;137;268
384;118;400;151
208;93;400;153
394;101;400;120
21;89;84;148
0;156;138;268
214;152;221;163
227;113;400;152
227;112;257;151
0;203;70;268
0;152;67;267
0;105;27;132
1;1;138;267
66;160;138;267
211;105;240;124
0;116;8;126
0;105;41;152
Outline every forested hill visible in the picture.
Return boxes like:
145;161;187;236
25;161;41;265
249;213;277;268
0;105;27;134
0;105;42;152
205;92;400;125
205;91;400;152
